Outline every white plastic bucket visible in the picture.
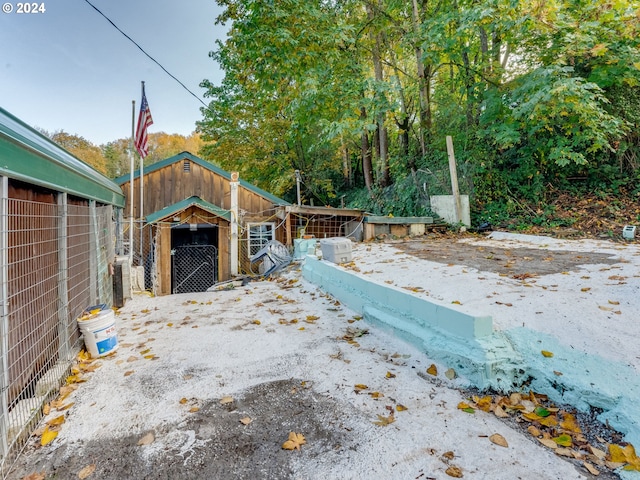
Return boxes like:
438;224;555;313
77;308;118;358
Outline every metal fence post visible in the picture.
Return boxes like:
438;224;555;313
89;200;98;306
0;176;9;461
57;193;71;362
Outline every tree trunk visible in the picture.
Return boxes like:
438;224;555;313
367;2;390;187
412;0;428;158
361;107;374;191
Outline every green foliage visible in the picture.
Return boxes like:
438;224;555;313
199;0;640;222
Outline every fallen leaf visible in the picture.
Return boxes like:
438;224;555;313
474;396;492;412
589;445;606;460
534;406;551;417
240;417;252;425
127;356;138;363
609;443;640;470
608;300;620;305
386;371;396;379
494;405;509;418
538;437;558;449
527;425;542;437
555;447;573;457
252;319;261;325
541;350;554;358
457;402;475;414
445;465;463;477
396;404;408;412
47;415;65;427
220;396;233;405
137;432;155;446
167;323;173;327
139;348;151;355
583;461;600;476
22;473;45;480
553;434;572;447
42;404;50;416
426;364;438;376
445;368;457;380
354;384;368;391
179;397;188;404
282;431;306;450
40;427;58;446
372;414;395;426
124;371;134;377
598;306;613;311
560;412;582;433
78;464;96;479
489;433;508;448
189;407;200;413
369;391;384;399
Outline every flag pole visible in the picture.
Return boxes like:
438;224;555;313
129;100;135;266
139;81;145;263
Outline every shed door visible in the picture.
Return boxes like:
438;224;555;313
171;224;218;294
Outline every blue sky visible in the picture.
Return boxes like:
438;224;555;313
0;0;227;145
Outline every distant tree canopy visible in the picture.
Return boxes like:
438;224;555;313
40;130;205;180
198;0;640;217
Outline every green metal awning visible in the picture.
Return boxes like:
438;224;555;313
145;196;231;224
0;107;125;207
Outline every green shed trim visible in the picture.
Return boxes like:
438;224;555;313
114;151;289;207
145;196;232;224
0;107;125;207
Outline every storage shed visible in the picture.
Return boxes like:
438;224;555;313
0;107;125;471
114;152;289;295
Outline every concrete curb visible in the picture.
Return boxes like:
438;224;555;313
302;255;640;452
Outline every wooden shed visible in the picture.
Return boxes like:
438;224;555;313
114;152;289;295
0;107;125;470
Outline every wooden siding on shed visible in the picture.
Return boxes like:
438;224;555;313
122;161;276;221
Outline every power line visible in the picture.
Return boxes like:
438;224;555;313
83;0;209;109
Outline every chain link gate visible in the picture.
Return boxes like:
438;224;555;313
172;245;218;294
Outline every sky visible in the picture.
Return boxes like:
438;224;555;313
0;0;228;146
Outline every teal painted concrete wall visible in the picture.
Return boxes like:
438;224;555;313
302;255;640;452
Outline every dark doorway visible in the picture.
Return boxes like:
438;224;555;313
171;224;219;294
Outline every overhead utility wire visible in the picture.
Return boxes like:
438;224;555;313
83;0;209;110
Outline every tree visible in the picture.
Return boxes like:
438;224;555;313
49;131;108;174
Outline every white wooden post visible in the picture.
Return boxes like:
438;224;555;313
230;172;239;276
446;136;462;224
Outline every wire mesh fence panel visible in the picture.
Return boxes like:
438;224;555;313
121;221;154;292
0;193;114;477
96;205;114;306
2;198;62;473
172;245;218;294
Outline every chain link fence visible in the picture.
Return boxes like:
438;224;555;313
0;193;115;477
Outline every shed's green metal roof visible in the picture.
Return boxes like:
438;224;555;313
0;107;125;207
145;196;231;224
114;151;289;207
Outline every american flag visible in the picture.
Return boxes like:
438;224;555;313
135;84;153;158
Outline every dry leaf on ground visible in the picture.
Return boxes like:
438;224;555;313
445;465;463;477
21;473;45;480
282;432;306;451
78;464;96;479
220;396;233;405
426;364;438;376
372;414;395;426
240;417;252;425
40;427;58;446
137;432;155;446
583;461;600;476
489;433;508;448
